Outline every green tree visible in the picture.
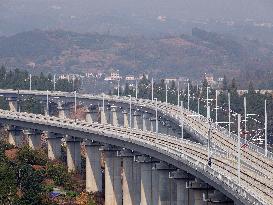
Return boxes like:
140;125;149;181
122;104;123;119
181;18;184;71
138;75;151;99
0;162;17;204
16;146;47;166
46;162;73;190
17;164;45;205
222;75;228;91
248;81;255;95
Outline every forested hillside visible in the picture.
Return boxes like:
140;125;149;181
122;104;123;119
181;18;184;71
1;29;273;87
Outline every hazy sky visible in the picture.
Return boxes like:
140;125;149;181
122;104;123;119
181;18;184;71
1;0;273;35
2;0;273;19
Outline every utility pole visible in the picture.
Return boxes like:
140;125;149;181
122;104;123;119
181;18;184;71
17;89;20;112
198;98;200;117
151;78;154;102
238;114;241;185
207;104;211;119
135;80;138;99
244;97;247;143
102;93;105;112
187;82;190;110
177;81;180;106
53;74;56;91
117;80;120;97
215;90;218;124
72;75;75;91
208;117;212;167
180;101;184;139
29;74;32;91
155;98;158;136
165;83;168;104
46;90;49;116
129;95;132;128
265;100;268;157
228;93;231;138
206;87;210;119
74;91;77;120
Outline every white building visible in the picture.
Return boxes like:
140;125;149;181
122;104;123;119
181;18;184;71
125;75;135;81
104;71;122;81
165;78;177;85
204;73;215;86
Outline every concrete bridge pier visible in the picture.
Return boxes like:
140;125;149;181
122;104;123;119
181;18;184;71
47;132;63;160
119;149;141;205
142;113;150;131
159;119;167;135
66;136;82;173
171;169;192;205
165;120;176;136
103;145;122;205
99;107;107;124
137;155;157;205
133;111;142;129
92;109;100;123
150;117;156;132
42;99;51;116
6;97;18;112
204;190;233;205
85;140;102;193
57;101;69;119
123;110;129;128
111;106;118;126
133;156;141;205
154;162;177;205
152;163;159;205
24;129;42;150
85;110;93;123
43;105;49;116
187;178;212;205
7;125;23;147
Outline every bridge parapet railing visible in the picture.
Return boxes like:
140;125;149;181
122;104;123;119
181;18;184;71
0;109;268;205
0;90;272;160
167;103;273;160
155;140;267;205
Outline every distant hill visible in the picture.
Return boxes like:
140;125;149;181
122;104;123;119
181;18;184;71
2;0;273;43
1;29;273;88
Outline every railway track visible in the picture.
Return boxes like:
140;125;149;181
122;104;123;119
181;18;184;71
1;109;272;204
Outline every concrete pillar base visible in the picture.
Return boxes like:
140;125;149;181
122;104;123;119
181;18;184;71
154;162;176;205
142;113;150;131
111;106;118;126
6;97;18;112
24;129;42;150
85;110;93;123
90;109;99;123
136;155;159;205
100;108;107;124
47;132;63;160
7;126;22;147
119;149;141;205
66;136;82;173
170;170;193;205
86;141;102;193
204;190;233;204
57;101;69;119
133;111;142;129
103;145;122;205
150;117;156;132
187;179;213;205
123;111;129;128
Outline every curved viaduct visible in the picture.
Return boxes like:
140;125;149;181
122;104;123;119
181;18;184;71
0;89;272;205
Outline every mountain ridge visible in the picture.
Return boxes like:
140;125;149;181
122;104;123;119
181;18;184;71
0;29;273;87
